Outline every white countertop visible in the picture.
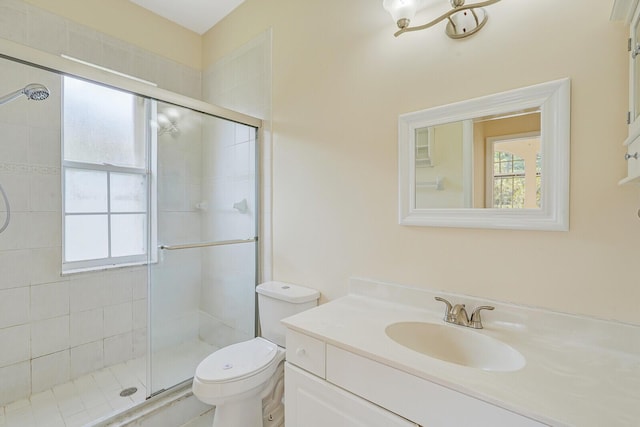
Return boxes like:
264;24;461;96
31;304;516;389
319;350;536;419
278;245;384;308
281;279;640;427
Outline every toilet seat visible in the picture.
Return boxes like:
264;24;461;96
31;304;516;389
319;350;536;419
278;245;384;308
192;337;285;406
195;337;278;384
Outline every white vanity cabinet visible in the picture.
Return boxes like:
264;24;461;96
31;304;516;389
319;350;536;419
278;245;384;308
285;364;417;427
284;329;545;427
285;329;417;427
612;0;640;184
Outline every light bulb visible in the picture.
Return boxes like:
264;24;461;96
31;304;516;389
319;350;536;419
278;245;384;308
382;0;419;25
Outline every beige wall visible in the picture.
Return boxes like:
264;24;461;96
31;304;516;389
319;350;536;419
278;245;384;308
203;0;639;325
23;0;202;69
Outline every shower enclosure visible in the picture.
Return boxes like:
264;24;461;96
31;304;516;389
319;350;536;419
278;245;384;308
0;50;259;425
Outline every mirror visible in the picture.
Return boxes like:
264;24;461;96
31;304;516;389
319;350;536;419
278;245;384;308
398;79;570;231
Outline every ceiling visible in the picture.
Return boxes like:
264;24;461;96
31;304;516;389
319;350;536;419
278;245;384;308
129;0;245;35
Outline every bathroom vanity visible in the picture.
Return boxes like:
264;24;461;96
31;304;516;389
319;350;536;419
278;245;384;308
282;278;640;427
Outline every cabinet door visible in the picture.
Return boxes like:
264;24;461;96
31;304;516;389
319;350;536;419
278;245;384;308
284;363;417;427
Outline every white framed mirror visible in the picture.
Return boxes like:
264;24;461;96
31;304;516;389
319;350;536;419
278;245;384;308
398;78;570;231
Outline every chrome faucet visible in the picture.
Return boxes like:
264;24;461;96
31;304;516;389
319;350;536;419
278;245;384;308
435;297;494;329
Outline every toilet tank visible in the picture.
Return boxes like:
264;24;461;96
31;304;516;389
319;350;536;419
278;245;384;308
256;281;320;347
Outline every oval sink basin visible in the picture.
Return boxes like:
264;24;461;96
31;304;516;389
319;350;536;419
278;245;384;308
385;321;525;372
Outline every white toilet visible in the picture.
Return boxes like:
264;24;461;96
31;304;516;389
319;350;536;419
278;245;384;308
192;281;320;427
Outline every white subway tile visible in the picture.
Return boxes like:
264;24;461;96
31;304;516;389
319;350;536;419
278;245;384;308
0;212;28;251
0;324;29;367
70;308;103;347
102;38;133;77
29;247;63;286
0;361;30;406
132;328;146;359
70;341;103;379
31;350;69;394
155;58;181;93
103;333;131;367
0;123;28;164
131;275;147;301
0;250;30;290
30;282;69;321
132;48;157;85
0;173;29;213
132;299;147;331
101;278;131;307
26;5;66;55
27;212;61;249
0;287;29;329
29;173;61;213
0;0;27;45
31;316;69;358
69;276;105;312
27;127;60;168
103;303;131;338
66;22;103;68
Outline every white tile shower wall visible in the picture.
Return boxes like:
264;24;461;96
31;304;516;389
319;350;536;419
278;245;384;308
203;31;271;120
0;0;202;99
197;31;271;349
197;116;257;349
0;0;209;406
203;30;273;284
0;60;150;405
0;0;211;406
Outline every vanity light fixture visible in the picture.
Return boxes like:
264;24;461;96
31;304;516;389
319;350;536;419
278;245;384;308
382;0;501;39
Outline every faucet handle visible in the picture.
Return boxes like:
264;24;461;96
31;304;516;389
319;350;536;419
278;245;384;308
434;297;454;322
469;305;495;329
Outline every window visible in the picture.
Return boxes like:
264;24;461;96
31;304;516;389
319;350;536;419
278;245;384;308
488;135;541;209
62;76;154;272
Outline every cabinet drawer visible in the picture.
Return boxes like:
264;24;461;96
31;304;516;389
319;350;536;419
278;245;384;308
286;329;326;378
626;137;640;181
326;345;546;427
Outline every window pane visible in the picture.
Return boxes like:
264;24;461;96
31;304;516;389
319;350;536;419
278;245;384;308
65;169;108;213
63;76;145;168
111;214;146;257
111;173;147;212
65;215;108;261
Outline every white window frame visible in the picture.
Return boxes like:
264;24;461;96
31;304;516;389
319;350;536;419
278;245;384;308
485;132;541;209
61;77;157;274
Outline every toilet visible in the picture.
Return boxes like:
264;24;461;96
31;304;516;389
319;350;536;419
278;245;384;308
192;281;320;427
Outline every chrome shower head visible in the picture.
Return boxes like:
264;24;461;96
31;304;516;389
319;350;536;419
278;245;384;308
0;83;50;105
23;84;50;101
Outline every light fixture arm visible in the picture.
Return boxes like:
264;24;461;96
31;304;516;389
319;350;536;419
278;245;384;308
393;0;501;37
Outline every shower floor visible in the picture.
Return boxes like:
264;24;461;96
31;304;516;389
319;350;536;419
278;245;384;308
0;340;215;427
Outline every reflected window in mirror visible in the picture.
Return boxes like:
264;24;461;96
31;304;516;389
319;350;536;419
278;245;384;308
398;78;570;231
489;134;541;209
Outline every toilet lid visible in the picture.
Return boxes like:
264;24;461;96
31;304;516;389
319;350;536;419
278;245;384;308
195;337;278;383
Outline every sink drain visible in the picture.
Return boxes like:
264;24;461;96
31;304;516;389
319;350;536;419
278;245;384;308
119;387;138;397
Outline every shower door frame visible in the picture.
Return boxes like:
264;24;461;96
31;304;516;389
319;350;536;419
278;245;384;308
0;36;264;400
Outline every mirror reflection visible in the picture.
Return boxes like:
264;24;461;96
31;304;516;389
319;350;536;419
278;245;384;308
414;109;541;210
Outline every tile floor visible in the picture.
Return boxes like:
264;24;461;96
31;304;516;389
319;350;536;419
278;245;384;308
0;340;216;427
0;357;146;427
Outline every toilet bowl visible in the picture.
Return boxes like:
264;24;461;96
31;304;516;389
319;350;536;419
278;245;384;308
192;282;320;427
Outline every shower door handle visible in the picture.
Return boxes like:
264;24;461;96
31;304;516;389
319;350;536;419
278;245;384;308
159;237;257;251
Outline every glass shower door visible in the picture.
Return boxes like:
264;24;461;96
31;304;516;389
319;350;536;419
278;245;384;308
148;101;258;395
